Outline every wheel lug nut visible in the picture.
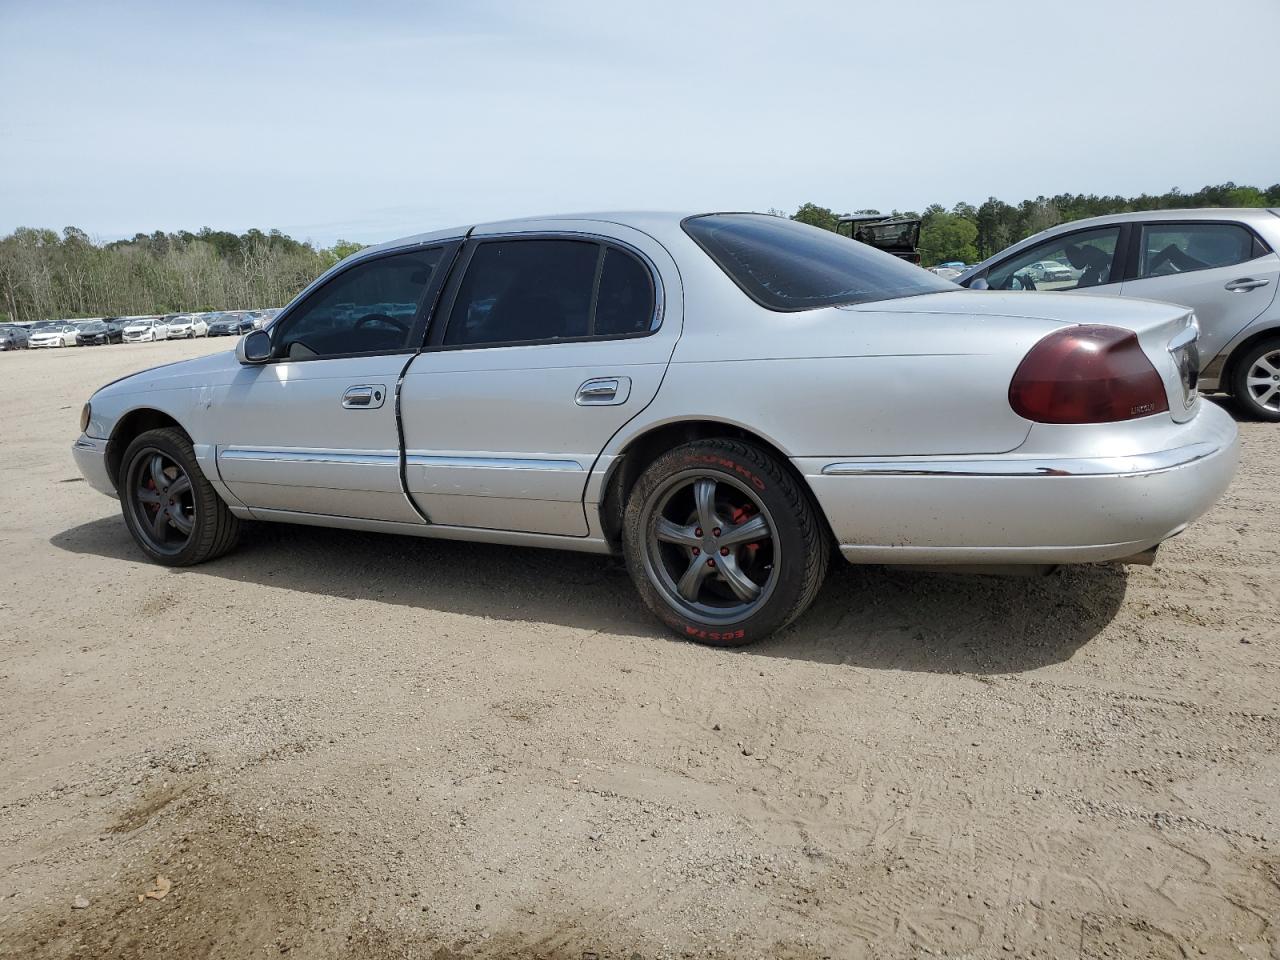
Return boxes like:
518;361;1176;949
712;527;721;537
720;547;730;556
694;527;702;537
691;547;700;556
706;558;716;568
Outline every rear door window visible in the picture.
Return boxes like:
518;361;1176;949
1138;222;1261;278
444;239;657;346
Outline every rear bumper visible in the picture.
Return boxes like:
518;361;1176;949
72;435;116;498
797;403;1239;565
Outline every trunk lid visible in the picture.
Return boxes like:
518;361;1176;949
847;291;1200;423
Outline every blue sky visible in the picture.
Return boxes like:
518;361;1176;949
2;0;1277;246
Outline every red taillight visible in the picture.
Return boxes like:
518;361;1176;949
1009;324;1169;424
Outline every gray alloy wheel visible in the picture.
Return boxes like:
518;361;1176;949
1231;338;1280;422
118;427;241;566
1244;348;1280;414
640;469;780;625
124;447;197;557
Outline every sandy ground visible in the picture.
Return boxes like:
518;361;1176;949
0;338;1277;960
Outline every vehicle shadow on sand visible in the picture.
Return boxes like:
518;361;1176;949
53;515;1126;675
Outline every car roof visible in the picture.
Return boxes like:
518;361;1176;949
362;211;700;257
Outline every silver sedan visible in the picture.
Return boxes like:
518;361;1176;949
72;213;1237;644
958;208;1280;420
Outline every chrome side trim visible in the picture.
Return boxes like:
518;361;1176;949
820;441;1220;478
73;436;107;452
247;507;614;554
219;449;399;466
405;455;584;471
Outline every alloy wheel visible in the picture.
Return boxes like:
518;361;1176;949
125;448;196;556
641;470;779;624
1246;349;1280;413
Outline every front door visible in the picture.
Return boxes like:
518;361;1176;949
398;223;683;536
214;243;455;523
1119;220;1280;363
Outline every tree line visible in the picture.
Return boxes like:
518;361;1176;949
0;227;363;324
3;181;1277;321
790;181;1280;266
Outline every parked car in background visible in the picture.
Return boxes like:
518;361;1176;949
104;318;129;341
1027;259;1075;283
167;314;208;338
0;324;30;350
929;265;964;279
30;322;79;348
207;314;255;336
958;208;1280;420
75;320;114;346
122;317;170;342
73;211;1236;645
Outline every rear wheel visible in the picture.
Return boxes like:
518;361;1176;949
119;427;240;566
1231;338;1280;422
622;439;829;645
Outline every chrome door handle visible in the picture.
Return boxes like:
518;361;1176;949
576;376;631;406
1225;277;1270;292
342;384;386;409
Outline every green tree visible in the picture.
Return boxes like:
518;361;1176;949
918;213;978;266
791;202;841;232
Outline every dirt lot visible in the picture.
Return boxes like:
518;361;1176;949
1;338;1277;960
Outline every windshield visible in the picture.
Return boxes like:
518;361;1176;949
78;321;106;331
683;214;951;312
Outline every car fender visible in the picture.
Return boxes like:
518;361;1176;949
1206;309;1280;389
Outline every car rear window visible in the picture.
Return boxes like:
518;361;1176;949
682;213;953;312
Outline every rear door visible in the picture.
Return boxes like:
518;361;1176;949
398;221;682;536
1118;220;1280;363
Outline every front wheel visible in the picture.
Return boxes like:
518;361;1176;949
1231;338;1280;421
622;439;830;645
119;427;241;566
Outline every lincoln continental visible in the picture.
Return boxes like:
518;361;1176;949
72;213;1238;644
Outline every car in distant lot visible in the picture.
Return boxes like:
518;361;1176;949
122;318;170;342
0;324;30;350
1027;259;1075;282
207;314;254;336
959;208;1280;420
31;322;79;348
73;211;1237;645
75;320;116;346
167;314;208;338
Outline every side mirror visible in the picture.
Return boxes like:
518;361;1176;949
968;277;990;290
236;329;272;365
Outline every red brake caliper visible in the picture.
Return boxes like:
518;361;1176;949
729;504;762;560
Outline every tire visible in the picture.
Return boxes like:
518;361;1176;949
118;427;240;566
622;438;830;646
1229;337;1280;422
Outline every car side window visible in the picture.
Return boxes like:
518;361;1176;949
986;226;1122;292
272;248;443;360
444;239;657;346
1138;223;1258;278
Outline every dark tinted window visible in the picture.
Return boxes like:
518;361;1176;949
1139;223;1258;278
273;248;442;360
445;240;598;345
595;247;655;336
682;213;951;311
